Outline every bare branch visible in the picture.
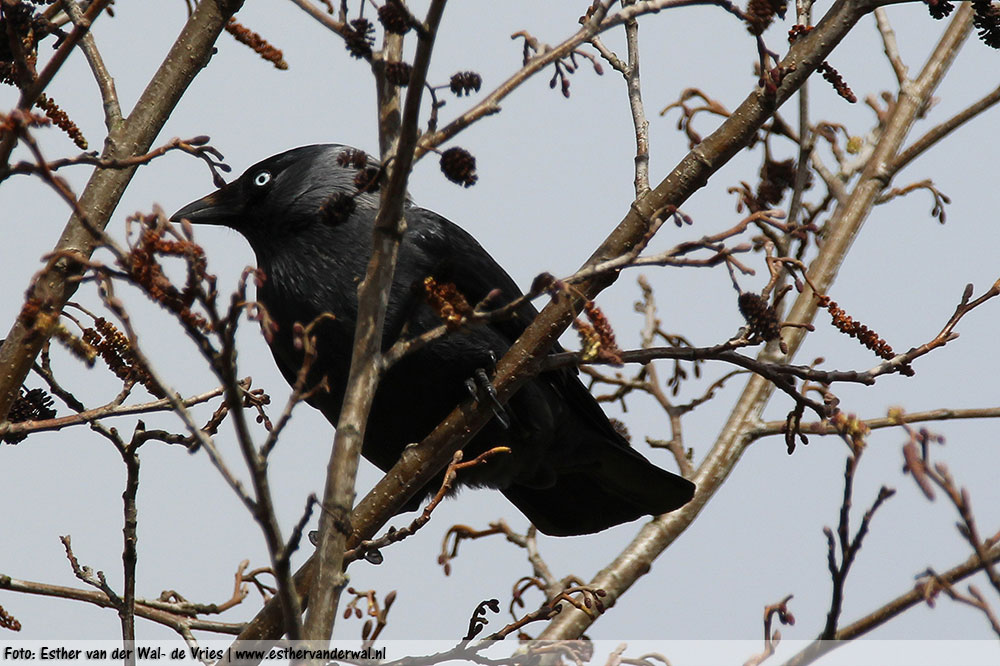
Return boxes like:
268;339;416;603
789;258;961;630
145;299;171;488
0;382;232;439
821;453;896;639
874;8;908;86
344;447;512;567
779;541;1000;666
744;595;795;666
304;0;450;642
892;82;1000;174
0;0;246;422
1;136;230;187
0;574;244;637
592;1;650;196
752;405;1000;440
540;2;977;640
62;0;122;130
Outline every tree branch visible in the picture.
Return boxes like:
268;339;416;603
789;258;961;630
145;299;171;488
0;0;246;421
892;82;1000;174
302;0;449;643
539;0;975;640
779;541;1000;666
229;0;935;648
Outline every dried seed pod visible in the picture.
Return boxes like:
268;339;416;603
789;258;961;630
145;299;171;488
353;166;382;193
4;387;57;443
224;18;288;70
439;147;478;187
756;158;797;206
973;0;1000;48
449;71;482;96
385;60;413;86
337;148;370;169
378;1;411;34
35;94;87;149
738;292;781;341
745;0;787;35
924;0;955;19
345;18;375;59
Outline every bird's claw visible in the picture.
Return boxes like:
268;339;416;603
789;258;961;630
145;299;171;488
465;366;510;429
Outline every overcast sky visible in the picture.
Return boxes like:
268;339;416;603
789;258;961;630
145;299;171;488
2;1;999;661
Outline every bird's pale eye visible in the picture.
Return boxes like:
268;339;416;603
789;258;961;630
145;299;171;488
253;171;272;187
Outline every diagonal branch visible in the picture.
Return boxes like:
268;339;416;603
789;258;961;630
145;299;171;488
892;82;1000;174
62;0;123;131
780;541;1000;666
0;573;244;640
0;0;113;164
0;0;247;421
229;0;894;649
539;0;976;641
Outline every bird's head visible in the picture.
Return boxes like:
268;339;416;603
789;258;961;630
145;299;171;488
170;144;382;247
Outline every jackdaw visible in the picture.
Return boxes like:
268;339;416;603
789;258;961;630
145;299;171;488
171;144;695;535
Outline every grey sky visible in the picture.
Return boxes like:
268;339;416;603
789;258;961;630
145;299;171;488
1;1;999;655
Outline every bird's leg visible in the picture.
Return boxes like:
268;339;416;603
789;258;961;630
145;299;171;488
464;352;510;429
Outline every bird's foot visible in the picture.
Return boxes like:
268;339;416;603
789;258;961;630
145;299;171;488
465;363;510;429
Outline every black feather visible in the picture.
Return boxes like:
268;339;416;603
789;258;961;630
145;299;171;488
171;144;695;535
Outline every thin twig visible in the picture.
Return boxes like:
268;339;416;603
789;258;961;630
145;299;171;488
232;0;909;648
787;0;813;229
0;0;245;423
118;428;141;661
780;542;1000;666
624;2;650;196
541;1;977;641
62;0;122;130
821;453;895;639
345;447;511;566
0;575;244;636
303;0;450;642
0;382;232;438
751;405;1000;440
892;83;1000;174
874;8;908;86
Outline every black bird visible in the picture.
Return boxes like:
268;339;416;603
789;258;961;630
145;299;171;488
171;144;694;536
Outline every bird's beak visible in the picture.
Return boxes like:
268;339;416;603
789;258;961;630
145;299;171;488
170;183;240;227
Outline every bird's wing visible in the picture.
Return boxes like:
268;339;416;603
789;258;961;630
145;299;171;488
405;207;542;346
406;207;632;446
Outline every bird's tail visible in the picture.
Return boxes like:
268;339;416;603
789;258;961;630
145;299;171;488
501;436;695;536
